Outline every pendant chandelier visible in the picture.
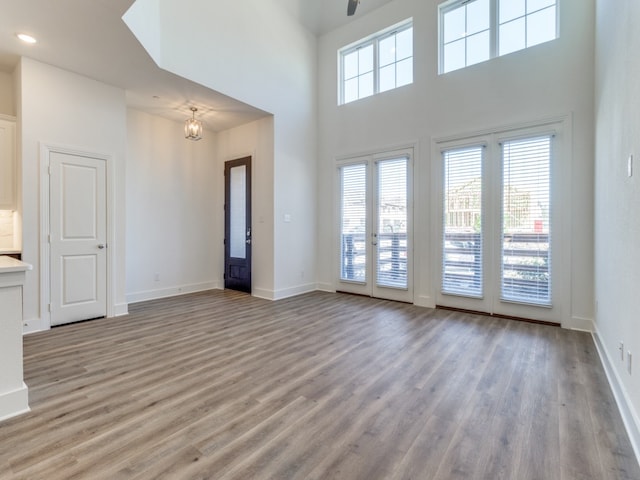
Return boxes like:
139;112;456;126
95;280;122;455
185;107;203;141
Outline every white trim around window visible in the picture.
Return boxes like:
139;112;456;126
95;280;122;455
339;19;414;105
432;116;571;325
438;0;559;74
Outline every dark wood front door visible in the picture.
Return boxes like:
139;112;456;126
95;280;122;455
224;157;252;293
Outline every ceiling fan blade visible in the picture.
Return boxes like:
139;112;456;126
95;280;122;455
347;0;359;16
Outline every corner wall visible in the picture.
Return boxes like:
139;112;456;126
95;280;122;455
0;71;15;116
594;0;640;457
124;0;318;299
18;58;128;332
125;109;219;303
216;116;275;299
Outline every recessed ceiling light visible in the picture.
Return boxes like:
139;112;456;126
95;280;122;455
17;33;37;44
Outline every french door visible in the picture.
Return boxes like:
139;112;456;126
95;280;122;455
224;157;252;293
49;151;107;326
337;150;413;303
436;125;563;323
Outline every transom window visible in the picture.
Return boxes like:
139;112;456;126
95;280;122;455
340;20;413;105
439;0;558;74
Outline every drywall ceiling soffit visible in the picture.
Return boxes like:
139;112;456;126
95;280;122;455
0;0;268;131
0;0;394;129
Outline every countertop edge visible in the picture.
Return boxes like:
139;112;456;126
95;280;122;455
0;256;33;273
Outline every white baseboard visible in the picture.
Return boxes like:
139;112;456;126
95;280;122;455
0;383;30;422
126;282;219;304
113;303;129;317
252;287;275;300
316;282;335;293
415;294;435;308
593;327;640;468
272;283;317;301
564;315;594;332
22;316;49;335
253;283;321;301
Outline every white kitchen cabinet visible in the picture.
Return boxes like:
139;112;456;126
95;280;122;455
0;256;31;420
0;116;16;210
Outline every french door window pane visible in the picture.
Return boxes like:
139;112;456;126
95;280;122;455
377;158;408;289
442;147;483;297
501;136;552;305
340;164;367;282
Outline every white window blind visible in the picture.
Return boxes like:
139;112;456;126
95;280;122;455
376;158;408;288
340;164;367;282
442;146;483;297
501;135;552;305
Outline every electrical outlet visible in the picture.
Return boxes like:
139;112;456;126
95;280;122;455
628;351;633;375
620;341;625;361
154;273;160;282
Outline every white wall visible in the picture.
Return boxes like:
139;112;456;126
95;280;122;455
125;109;218;303
124;0;318;299
216;116;275;299
594;0;640;455
317;0;595;327
18;58;127;332
0;71;15;116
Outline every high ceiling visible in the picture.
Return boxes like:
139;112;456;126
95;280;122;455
0;0;394;131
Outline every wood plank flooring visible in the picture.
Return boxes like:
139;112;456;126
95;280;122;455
1;290;638;479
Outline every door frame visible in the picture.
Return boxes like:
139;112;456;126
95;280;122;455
40;144;115;329
224;156;252;294
431;118;571;325
334;146;415;303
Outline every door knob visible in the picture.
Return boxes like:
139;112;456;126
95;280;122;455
246;239;252;245
98;244;106;249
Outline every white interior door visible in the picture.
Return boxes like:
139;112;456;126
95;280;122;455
50;151;107;326
337;150;413;303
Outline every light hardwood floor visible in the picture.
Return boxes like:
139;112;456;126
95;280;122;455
0;290;638;479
